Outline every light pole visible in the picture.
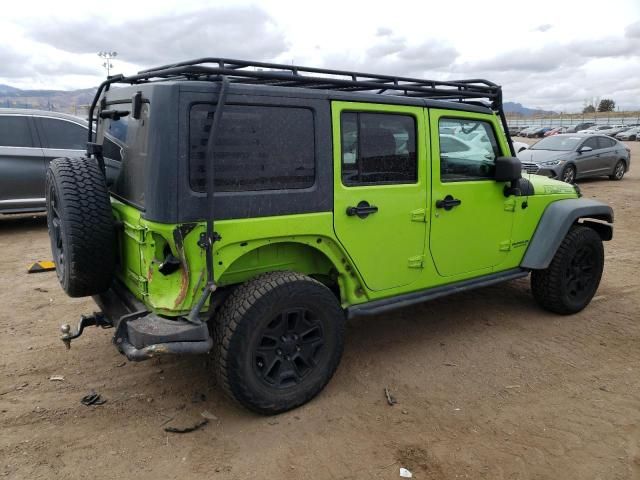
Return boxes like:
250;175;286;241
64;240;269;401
97;51;118;77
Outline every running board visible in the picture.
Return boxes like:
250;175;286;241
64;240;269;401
347;268;529;318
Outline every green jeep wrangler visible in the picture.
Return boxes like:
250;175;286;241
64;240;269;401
46;58;613;414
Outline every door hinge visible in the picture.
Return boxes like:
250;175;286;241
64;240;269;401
410;208;427;222
499;240;511;252
408;255;425;268
503;199;516;212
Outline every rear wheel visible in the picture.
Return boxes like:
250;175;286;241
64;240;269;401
213;271;346;414
609;160;625;181
561;164;576;183
531;226;604;314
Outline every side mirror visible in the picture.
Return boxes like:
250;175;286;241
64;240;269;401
495;156;522;182
578;146;592;153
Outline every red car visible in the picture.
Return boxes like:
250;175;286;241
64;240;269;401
544;127;568;136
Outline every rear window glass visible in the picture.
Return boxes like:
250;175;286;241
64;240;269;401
189;104;315;192
0;116;34;147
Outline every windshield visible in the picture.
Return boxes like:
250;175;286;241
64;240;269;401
530;136;583;151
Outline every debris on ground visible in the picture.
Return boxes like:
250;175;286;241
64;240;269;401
164;419;208;434
200;410;218;421
191;392;206;403
0;383;29;396
399;467;413;478
384;387;397;406
81;391;107;406
115;361;126;368
34;287;48;293
443;362;457;367
27;261;56;273
49;375;64;382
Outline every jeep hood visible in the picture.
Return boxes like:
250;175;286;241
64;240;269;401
524;174;578;196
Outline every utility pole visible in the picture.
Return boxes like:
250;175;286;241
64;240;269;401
97;51;118;78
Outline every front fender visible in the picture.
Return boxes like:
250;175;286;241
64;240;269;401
521;198;613;270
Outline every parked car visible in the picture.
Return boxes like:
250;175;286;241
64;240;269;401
615;127;640;141
580;125;623;134
544;126;568;136
598;125;631;137
565;122;596;133
517;134;630;183
527;127;553;138
509;125;528;136
0;109;122;214
517;126;538;137
46;58;613;414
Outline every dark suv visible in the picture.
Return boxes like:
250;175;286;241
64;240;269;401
0;109;122;214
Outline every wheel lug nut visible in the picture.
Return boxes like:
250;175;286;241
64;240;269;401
276;349;282;356
296;345;300;351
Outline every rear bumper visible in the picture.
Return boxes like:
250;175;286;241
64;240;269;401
93;281;212;362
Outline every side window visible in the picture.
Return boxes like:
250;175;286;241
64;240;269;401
189;104;315;192
597;137;615;149
341;112;417;186
583;137;600;150
103;138;122;162
0;116;34;147
39;118;86;150
438;118;500;182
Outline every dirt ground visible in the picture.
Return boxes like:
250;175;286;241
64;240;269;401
1;140;639;480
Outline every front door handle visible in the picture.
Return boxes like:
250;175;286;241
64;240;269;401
346;200;378;219
435;195;462;211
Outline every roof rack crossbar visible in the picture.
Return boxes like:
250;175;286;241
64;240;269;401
87;57;515;163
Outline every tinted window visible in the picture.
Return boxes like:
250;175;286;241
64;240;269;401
597;136;615;148
106;116;129;143
439;118;499;182
341;112;417;185
103;137;122;162
189;104;315;192
583;137;600;150
39;117;86;150
0;116;34;147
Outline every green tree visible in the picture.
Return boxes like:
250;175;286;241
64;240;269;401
582;105;596;113
597;99;615;112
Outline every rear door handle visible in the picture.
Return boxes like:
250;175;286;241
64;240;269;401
435;195;462;211
346;200;378;219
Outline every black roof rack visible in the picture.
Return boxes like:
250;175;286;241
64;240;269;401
88;58;513;155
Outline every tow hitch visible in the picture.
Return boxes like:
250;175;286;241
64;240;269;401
60;312;112;349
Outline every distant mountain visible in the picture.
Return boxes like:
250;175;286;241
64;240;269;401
0;84;560;117
0;84;97;114
504;102;556;117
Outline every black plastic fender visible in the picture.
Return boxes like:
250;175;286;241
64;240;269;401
521;198;613;270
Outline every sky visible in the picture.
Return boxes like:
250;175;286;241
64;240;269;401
1;0;639;112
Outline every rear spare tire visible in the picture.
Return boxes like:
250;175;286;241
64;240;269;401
46;157;115;297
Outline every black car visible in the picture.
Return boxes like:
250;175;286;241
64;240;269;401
0;109;122;214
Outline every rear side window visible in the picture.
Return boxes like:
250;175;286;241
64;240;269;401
0;116;34;147
340;112;417;186
597;137;615;148
438;118;500;182
38;117;87;150
189;104;315;192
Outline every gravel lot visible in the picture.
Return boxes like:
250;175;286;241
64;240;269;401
1;140;639;480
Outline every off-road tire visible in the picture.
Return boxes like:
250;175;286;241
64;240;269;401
609;160;625;181
213;271;345;414
531;225;604;315
46;157;115;297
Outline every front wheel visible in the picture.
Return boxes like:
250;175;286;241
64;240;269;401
213;271;346;414
531;225;604;314
561;164;576;183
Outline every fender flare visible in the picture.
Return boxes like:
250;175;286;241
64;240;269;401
521;198;613;270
